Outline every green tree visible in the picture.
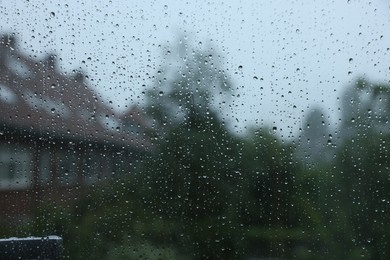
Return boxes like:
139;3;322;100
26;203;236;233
333;78;390;259
141;38;246;258
238;127;298;258
144;37;232;133
292;78;390;259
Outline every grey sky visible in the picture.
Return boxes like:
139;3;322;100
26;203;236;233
1;0;390;138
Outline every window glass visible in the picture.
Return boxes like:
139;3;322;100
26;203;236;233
0;84;17;104
56;150;78;186
39;150;51;186
83;150;103;185
0;1;389;259
0;144;32;190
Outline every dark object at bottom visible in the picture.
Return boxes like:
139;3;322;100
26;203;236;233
0;236;63;260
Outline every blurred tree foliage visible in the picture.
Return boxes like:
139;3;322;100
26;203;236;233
15;39;390;259
292;78;390;259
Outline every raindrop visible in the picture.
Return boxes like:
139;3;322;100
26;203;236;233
50;12;55;18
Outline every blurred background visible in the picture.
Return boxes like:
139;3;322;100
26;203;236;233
0;1;390;259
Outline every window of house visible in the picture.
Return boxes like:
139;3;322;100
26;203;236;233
39;150;51;186
83;151;103;185
0;144;32;190
0;84;17;104
24;90;71;119
7;56;33;79
56;150;78;186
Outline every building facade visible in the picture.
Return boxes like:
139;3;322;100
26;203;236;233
0;34;150;221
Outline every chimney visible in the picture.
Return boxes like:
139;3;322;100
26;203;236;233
0;34;15;49
74;70;84;82
46;53;56;70
0;34;16;61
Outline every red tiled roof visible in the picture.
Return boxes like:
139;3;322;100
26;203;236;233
0;34;151;150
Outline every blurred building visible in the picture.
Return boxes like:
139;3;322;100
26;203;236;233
0;34;151;221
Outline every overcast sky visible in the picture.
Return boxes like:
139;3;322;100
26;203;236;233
1;1;390;138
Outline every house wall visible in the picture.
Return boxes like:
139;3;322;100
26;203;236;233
0;127;139;222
